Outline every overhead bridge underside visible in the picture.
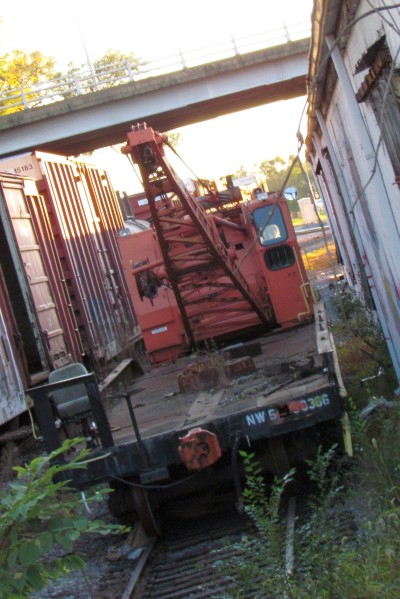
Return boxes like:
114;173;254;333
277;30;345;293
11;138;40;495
0;39;309;157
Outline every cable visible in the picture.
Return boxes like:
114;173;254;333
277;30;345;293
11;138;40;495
111;472;198;491
72;451;113;466
119;4;400;280
123;150;144;188
231;433;244;512
24;393;40;440
295;2;400;165
296;156;347;319
367;0;400;36
296;2;400;269
232;152;303;276
301;3;400;128
165;141;220;201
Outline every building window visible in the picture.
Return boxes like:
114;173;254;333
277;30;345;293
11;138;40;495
355;37;400;184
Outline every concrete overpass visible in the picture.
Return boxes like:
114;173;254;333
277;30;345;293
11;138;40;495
0;38;310;158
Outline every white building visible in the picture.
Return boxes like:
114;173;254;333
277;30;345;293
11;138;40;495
306;0;400;386
298;197;319;224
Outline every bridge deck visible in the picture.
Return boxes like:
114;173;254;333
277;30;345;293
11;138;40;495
0;38;309;158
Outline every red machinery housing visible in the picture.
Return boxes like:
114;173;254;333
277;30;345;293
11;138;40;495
118;124;314;364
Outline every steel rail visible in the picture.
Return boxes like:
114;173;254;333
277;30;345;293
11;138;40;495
121;538;157;599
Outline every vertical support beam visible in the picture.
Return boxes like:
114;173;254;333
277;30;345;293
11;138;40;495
87;378;114;448
311;131;361;289
32;390;61;454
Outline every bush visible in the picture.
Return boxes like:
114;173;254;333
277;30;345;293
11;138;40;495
0;438;128;598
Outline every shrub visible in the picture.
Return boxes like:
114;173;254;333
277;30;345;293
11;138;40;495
0;438;128;598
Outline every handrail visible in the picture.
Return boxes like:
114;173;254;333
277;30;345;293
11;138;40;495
0;21;310;116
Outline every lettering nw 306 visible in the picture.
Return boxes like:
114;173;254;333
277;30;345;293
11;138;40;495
245;393;331;427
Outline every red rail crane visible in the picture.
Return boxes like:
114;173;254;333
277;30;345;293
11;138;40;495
119;123;313;363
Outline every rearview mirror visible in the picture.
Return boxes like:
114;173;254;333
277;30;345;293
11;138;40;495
284;187;298;200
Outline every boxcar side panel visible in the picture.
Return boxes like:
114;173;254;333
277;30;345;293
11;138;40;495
26;189;84;363
0;174;50;387
0;302;26;425
4;182;71;369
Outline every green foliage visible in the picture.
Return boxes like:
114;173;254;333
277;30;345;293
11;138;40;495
331;289;398;402
215;447;347;598
232;165;251;178
258;156;286;192
60;48;140;97
166;131;182;149
92;49;138;71
0;438;128;598
214;452;295;598
0;45;140;111
347;400;400;512
0;49;59;113
233;155;318;216
0;50;58;91
294;445;347;598
334;403;400;598
217;406;400;599
259;154;316;201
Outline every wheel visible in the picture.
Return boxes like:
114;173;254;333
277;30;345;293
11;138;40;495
131;487;162;537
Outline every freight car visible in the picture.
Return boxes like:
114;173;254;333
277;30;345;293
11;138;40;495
28;124;347;535
0;173;61;427
0;152;143;371
0;155;142;432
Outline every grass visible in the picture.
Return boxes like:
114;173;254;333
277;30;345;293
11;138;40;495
301;242;337;272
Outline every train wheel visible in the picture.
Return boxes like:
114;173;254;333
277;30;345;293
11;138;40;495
131;488;162;537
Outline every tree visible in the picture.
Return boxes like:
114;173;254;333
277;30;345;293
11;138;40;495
284;154;316;200
93;49;140;87
0;50;59;113
259;156;287;193
0;46;141;113
66;48;141;92
232;165;250;178
166;130;182;149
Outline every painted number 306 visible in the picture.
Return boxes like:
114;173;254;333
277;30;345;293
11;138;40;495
288;393;331;415
267;393;331;421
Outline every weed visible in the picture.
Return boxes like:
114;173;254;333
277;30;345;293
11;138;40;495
215;429;400;599
330;289;397;403
214;452;296;598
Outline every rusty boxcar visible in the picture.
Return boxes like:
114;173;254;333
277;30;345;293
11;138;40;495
0;174;55;423
0;152;141;375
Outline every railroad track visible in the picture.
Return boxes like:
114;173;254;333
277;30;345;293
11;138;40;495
123;506;255;599
121;497;300;598
96;481;355;598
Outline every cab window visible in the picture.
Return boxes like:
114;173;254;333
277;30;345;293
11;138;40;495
252;205;288;246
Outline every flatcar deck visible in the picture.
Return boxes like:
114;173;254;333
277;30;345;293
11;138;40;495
107;323;330;445
28;302;345;509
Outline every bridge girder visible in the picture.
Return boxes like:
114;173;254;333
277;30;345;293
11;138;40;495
0;39;309;158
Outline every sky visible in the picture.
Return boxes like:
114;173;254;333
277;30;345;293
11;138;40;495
0;0;313;193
